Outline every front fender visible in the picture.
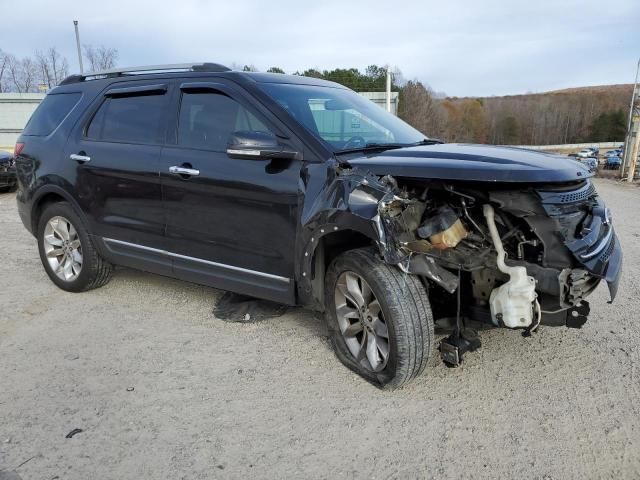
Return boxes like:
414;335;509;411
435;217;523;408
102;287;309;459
295;165;397;307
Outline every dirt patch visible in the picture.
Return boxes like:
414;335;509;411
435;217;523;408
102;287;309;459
0;179;639;479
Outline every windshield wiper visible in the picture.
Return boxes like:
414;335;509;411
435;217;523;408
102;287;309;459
336;142;410;155
411;138;445;146
335;138;444;155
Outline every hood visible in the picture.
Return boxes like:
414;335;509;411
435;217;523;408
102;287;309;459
344;143;592;183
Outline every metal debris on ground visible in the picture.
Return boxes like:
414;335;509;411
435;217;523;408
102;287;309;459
65;428;83;439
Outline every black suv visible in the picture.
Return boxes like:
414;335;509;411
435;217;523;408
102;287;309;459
15;63;622;388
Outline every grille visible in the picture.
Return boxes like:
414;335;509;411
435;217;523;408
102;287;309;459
538;181;596;205
599;234;616;263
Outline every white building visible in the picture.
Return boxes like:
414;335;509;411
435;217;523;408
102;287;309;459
0;93;46;150
359;91;399;116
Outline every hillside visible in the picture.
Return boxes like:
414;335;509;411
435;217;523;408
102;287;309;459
399;82;632;145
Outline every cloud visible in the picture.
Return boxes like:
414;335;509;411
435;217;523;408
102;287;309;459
0;0;638;96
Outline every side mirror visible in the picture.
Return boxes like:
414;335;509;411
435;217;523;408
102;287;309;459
226;131;298;160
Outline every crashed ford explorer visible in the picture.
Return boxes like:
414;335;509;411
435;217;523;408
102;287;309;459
14;64;622;389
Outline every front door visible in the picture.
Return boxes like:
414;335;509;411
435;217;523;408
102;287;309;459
160;81;301;303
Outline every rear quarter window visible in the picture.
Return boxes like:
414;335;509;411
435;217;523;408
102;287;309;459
22;93;82;136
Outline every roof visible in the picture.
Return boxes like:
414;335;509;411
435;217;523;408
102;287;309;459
58;63;346;90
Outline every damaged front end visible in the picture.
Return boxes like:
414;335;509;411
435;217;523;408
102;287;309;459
302;163;622;338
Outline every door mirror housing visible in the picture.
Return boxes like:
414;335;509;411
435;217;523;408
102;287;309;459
226;131;298;160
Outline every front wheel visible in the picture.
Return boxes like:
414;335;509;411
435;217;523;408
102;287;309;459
325;248;434;389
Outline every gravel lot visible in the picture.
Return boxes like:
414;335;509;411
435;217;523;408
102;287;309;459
1;179;639;480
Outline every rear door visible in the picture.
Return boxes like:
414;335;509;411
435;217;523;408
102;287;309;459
160;80;302;303
64;81;172;275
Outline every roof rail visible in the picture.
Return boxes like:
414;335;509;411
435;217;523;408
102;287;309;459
59;63;231;85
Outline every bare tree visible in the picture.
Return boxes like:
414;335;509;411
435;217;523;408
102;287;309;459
35;47;69;89
83;45;118;72
398;80;445;138
6;54;38;93
0;49;9;92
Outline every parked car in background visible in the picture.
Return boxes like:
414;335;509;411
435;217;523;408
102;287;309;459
0;150;17;192
581;156;598;172
577;148;597;158
604;149;622;158
605;155;622;170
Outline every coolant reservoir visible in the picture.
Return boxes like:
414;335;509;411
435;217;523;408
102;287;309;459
483;204;537;329
417;205;468;250
429;219;467;250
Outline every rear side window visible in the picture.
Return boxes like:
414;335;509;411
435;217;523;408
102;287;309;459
87;93;168;144
22;93;82;136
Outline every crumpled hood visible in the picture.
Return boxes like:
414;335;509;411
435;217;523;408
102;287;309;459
344;143;592;183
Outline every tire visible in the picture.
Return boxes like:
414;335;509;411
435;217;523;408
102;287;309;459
325;248;434;389
37;201;113;292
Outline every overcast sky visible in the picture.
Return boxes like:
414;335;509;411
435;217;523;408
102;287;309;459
1;0;638;96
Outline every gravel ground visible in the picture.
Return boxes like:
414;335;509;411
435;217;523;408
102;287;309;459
0;178;639;480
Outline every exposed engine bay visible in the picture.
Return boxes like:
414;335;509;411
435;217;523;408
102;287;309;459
311;166;623;364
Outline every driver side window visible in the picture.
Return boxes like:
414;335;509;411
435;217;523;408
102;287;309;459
178;91;272;151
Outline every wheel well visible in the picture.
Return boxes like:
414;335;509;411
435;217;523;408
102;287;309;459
32;193;66;232
320;230;373;270
309;229;375;309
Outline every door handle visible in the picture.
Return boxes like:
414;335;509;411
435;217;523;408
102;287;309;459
169;165;200;176
70;153;91;163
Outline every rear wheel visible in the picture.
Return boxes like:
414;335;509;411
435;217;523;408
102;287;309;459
37;202;113;292
325;248;434;389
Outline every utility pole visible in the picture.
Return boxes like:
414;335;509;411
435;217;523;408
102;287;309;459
622;57;640;180
627;119;640;182
73;20;83;74
385;66;391;113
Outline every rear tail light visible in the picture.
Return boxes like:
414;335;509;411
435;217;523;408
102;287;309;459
14;142;25;157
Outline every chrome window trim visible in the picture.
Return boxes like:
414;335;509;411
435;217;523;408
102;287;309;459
102;237;291;284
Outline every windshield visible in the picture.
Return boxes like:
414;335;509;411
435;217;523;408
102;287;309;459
258;83;426;151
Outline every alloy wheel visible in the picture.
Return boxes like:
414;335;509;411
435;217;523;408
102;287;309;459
43;216;83;282
334;271;390;372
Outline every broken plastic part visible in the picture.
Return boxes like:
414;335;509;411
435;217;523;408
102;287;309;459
483;204;537;329
566;301;590;328
213;292;289;322
439;329;481;367
403;254;459;293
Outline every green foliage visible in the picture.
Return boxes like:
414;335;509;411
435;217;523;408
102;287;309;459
497;116;520;144
298;65;398;92
588;109;627;142
266;67;285;74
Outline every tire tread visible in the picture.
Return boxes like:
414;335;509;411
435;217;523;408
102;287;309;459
326;247;434;389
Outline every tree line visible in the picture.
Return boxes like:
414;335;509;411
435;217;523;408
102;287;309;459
0;46;118;93
0;53;629;145
263;65;630;145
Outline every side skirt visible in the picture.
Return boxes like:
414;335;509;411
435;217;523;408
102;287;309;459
99;237;296;305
